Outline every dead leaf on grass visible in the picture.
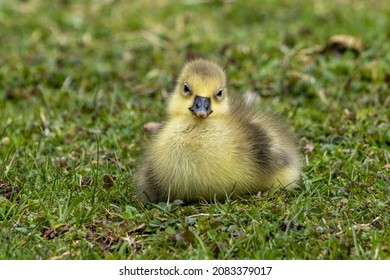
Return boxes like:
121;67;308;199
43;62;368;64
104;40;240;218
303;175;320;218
175;230;195;244
296;35;364;63
304;142;315;154
142;122;162;134
321;35;364;56
49;252;71;260
352;217;381;231
56;157;70;170
0;181;20;201
43;224;72;239
80;175;93;188
101;234;115;250
287;70;316;84
167;230;196;244
102;174;116;188
296;45;323;63
128;223;146;233
121;234;137;247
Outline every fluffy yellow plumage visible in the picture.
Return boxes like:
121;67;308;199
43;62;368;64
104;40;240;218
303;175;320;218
134;59;301;203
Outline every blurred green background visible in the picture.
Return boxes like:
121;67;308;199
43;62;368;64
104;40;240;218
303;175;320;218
0;0;389;259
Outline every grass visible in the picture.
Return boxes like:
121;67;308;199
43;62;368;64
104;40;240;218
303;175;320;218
0;0;389;260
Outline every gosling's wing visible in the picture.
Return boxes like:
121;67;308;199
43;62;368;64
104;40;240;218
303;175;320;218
228;94;300;172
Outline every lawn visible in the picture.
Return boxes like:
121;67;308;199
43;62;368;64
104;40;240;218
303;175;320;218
0;0;389;260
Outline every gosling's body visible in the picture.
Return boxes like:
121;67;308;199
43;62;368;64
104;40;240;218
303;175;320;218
134;59;301;203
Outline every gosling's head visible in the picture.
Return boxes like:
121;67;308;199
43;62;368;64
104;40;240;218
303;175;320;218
168;59;229;119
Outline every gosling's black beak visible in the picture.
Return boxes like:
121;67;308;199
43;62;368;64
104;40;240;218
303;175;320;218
189;96;213;119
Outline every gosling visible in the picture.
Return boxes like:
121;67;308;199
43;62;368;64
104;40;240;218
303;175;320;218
134;59;301;203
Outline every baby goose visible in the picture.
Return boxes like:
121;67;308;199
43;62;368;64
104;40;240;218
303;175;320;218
134;59;301;203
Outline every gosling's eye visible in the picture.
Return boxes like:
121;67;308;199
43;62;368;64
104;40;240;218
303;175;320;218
216;89;223;99
183;83;191;95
